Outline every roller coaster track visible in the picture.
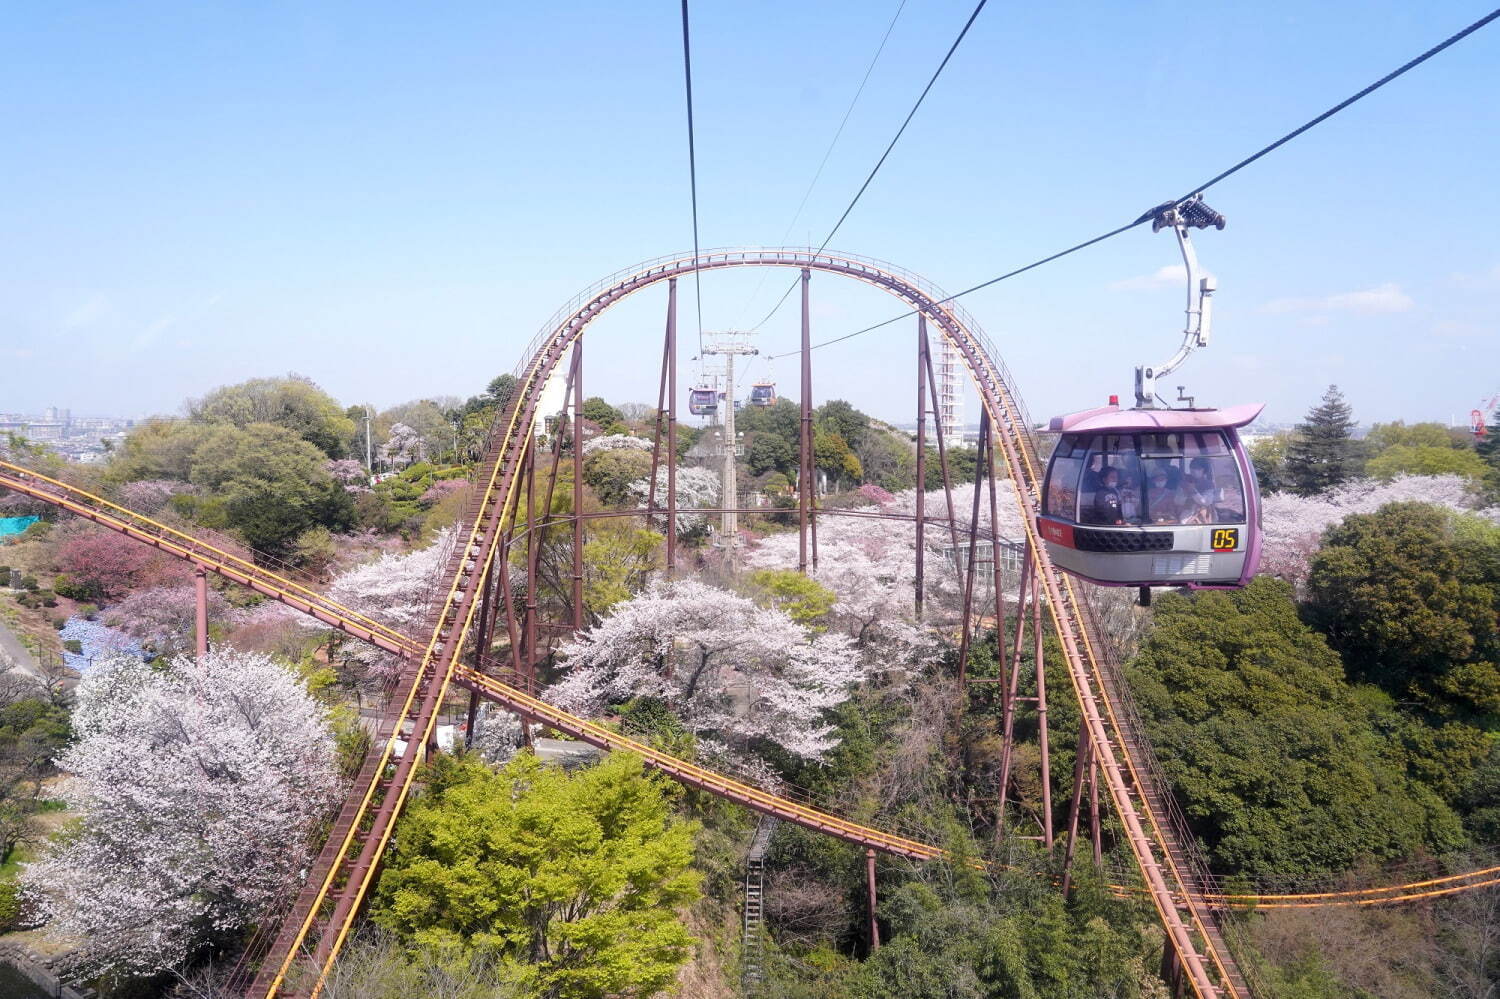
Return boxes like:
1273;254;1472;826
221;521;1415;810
1;251;1494;999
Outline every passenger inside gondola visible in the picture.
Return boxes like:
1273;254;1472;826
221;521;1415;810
1090;467;1125;524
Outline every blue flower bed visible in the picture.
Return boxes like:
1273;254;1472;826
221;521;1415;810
59;616;149;675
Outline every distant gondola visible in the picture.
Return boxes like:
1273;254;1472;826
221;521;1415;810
689;386;718;416
749;382;776;407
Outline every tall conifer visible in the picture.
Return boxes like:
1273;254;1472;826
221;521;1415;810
1285;385;1362;496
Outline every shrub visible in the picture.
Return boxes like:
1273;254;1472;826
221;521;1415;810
52;573;101;602
19;576;38;591
63;639;83;654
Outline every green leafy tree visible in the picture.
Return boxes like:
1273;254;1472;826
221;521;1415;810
1366;445;1489;482
190;374;357;458
580;396;623;428
748;433;796;477
814;431;862;488
0;687;70;864
581;523;663;619
1249;431;1292;494
189;423;353;555
814;399;870;451
749;569;836;627
581;449;652;508
373;752;699;999
1306;502;1498;710
107;420;217;483
856;427;913;492
736;397;800;443
1128;578;1466;873
1365;421;1470;452
1285;385;1363;496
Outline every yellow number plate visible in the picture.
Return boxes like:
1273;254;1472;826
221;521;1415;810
1211;528;1239;552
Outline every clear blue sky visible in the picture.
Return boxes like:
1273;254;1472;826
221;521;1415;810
3;0;1496;428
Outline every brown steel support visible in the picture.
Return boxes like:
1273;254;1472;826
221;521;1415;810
798;268;812;574
865;848;881;951
571;339;585;631
467;554;497;750
524;439;539;686
646;312;671;541
665;280;678;575
920;324;961;551
1090;754;1103;866
994;549;1031;840
914;317;928;620
1033;566;1054;847
1060;720;1091;896
194;567;208;661
955;411;989;689
985;429;1008;668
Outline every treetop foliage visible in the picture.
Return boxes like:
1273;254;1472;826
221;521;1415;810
373;752;699;999
1129;578;1469;873
189;374;357;459
1306;501;1499;716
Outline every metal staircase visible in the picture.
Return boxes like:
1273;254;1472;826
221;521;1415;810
741;816;777;996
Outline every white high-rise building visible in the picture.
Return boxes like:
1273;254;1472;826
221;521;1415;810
938;338;963;442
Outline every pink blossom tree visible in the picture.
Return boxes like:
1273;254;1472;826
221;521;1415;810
55;522;185;599
22;648;340;978
548;578;862;761
324;458;369;490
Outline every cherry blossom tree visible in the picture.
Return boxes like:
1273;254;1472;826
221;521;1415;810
325;458;370;490
626;465;720;533
115;478;196;515
321;529;456;682
378;422;425;469
581;433;653;456
547;579;862;761
23;648;339;979
55;522;185;600
104;583;232;656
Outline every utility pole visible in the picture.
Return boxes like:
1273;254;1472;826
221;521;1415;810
701;332;757;555
364;406;375;484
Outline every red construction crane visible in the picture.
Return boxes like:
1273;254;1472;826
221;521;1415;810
1472;391;1500;437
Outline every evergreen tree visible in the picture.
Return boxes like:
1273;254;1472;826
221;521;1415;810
1285;385;1363;496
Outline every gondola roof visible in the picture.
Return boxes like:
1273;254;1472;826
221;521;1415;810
1047;402;1264;435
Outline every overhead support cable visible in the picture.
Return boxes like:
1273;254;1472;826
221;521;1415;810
752;0;989;330
680;0;706;353
768;5;1500;359
736;0;909;327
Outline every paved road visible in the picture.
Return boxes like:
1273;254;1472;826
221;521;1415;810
0;608;43;679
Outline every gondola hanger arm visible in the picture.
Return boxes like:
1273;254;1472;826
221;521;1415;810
1134;195;1225;408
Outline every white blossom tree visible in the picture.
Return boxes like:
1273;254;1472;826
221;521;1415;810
547;579;862;761
581;433;653;456
321;529;456;683
23;649;340;979
626;465;720;534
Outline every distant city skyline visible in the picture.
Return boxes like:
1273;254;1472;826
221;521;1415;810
4;1;1497;428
